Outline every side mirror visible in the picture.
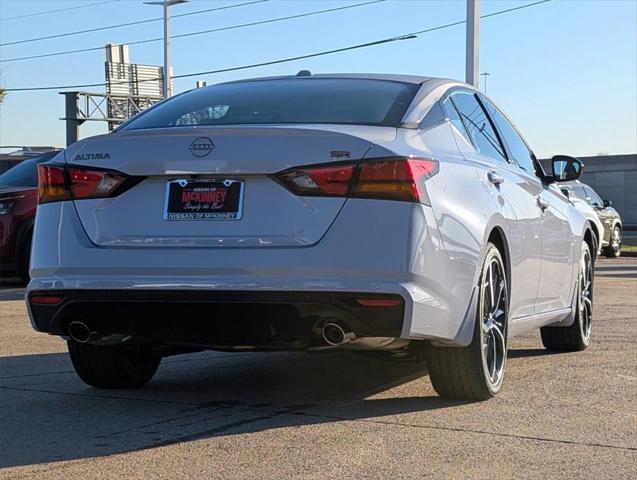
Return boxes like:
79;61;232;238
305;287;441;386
551;155;583;182
603;199;613;208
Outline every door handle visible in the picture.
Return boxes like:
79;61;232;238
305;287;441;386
487;171;504;186
536;196;549;211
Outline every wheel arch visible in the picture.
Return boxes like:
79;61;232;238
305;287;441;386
451;224;511;348
486;226;511;293
15;218;35;266
583;223;596;263
588;221;600;251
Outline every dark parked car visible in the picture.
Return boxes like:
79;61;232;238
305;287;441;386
0;151;60;282
561;180;623;257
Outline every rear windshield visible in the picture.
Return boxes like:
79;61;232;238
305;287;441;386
121;78;419;130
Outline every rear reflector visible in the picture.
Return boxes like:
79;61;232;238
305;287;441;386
355;298;402;307
31;295;65;305
275;157;437;203
38;164;128;204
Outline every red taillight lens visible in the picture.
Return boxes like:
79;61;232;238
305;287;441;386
355;298;402;307
278;163;355;196
351;158;438;203
275;157;437;203
68;168;126;199
38;164;70;204
38;164;127;204
31;295;66;305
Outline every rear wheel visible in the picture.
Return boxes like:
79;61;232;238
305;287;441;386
425;243;508;401
541;241;592;351
18;233;32;284
604;225;621;258
68;341;161;388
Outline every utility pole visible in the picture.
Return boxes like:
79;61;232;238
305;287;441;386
465;0;479;87
144;0;188;98
481;72;491;93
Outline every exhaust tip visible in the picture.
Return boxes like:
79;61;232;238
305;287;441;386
322;322;352;346
68;321;93;343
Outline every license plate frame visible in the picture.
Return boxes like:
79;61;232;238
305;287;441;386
163;178;244;221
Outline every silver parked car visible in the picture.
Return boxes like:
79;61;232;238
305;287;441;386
561;181;623;257
28;74;596;400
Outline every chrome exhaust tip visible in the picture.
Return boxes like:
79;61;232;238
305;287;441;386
67;321;94;343
322;322;354;346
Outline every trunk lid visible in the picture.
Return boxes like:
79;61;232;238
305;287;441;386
65;126;394;247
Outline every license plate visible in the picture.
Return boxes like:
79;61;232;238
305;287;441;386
163;179;244;220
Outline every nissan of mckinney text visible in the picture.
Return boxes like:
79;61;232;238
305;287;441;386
27;74;596;400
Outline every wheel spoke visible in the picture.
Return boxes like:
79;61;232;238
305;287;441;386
493;281;503;315
489;262;496;310
489;332;496;379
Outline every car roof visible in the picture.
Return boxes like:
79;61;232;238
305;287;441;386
219;73;458;87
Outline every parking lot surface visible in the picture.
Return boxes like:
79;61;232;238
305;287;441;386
0;258;635;479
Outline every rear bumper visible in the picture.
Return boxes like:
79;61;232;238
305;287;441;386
27;289;405;348
29;199;480;346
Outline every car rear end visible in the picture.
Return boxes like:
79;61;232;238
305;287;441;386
27;77;472;358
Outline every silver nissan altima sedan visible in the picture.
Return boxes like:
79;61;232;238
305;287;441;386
27;73;595;400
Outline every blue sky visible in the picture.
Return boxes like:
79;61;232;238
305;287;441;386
0;0;635;158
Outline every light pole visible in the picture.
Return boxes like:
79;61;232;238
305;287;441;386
465;0;479;87
480;72;491;93
144;0;188;99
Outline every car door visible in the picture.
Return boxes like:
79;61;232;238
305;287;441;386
448;91;543;319
480;96;574;314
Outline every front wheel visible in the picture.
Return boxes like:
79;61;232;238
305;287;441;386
604;225;621;258
68;341;161;388
541;241;593;351
425;243;508;401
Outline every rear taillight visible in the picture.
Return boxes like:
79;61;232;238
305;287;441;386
38;164;128;204
352;158;438;203
37;164;69;204
277;162;355;196
275;157;438;204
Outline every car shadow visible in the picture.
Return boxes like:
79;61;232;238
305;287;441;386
507;348;563;358
0;346;553;468
0;349;446;468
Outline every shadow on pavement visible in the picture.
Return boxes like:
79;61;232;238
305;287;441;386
0;343;568;468
0;349;445;468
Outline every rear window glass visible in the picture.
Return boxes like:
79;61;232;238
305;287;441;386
121;78;419;130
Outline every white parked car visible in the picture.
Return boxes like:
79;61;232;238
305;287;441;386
27;74;596;400
560;185;605;257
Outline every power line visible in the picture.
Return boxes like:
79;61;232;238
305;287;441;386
2;0;552;93
0;0;269;47
0;0;385;62
0;0;120;22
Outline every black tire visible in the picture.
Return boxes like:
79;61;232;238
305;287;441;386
18;233;32;284
604;225;621;258
541;241;592;352
68;341;161;388
425;243;508;401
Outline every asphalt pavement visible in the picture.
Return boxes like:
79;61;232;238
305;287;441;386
0;258;635;479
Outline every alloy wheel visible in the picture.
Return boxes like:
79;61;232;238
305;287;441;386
612;226;621;251
480;254;508;389
579;247;593;343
